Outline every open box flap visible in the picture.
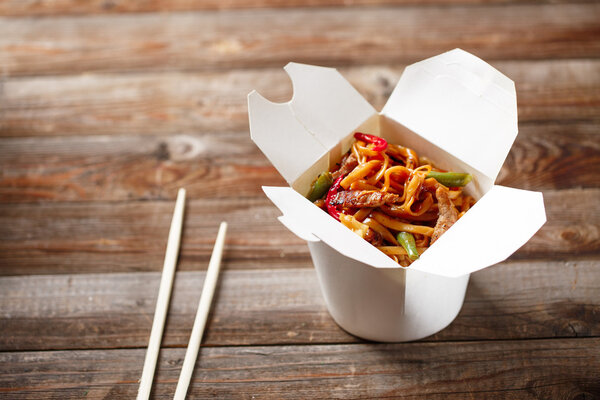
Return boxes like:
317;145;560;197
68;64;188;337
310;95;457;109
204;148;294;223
284;63;376;149
410;185;546;277
249;63;376;184
277;215;319;243
263;186;399;269
248;92;326;184
382;49;518;181
265;185;545;277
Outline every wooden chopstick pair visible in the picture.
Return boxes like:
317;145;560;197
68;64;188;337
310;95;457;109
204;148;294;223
137;188;227;400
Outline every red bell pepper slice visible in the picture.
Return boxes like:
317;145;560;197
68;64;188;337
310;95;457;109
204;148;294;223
354;132;388;152
326;175;345;221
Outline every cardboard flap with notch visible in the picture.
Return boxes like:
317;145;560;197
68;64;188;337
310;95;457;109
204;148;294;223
248;63;376;184
284;63;376;150
248;92;325;184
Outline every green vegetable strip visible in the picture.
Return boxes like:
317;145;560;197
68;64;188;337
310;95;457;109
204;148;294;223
307;172;333;202
426;171;472;187
397;232;420;261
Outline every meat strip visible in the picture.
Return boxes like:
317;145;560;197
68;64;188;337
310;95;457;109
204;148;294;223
430;186;459;245
331;190;402;208
332;153;358;180
364;228;383;247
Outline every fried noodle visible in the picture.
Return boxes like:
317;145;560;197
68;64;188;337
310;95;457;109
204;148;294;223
309;134;476;267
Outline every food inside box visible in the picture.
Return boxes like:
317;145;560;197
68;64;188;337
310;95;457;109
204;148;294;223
306;131;475;266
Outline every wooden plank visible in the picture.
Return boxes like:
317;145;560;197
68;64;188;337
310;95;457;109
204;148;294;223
346;59;600;125
517;189;600;260
0;0;585;17
0;121;597;203
498;122;600;190
0;339;598;398
1;60;599;137
0;189;598;275
0;260;598;351
0;197;308;275
1;4;599;76
0;132;288;202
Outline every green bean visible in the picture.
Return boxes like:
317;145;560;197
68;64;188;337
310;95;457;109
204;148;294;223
307;172;333;202
396;232;420;261
426;171;472;187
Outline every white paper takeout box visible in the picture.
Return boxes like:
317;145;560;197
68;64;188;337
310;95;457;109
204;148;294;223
248;49;547;342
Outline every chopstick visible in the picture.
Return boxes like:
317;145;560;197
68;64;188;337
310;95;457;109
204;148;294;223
173;221;228;400
137;188;186;400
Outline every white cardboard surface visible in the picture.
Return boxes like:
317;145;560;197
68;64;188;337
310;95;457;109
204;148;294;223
284;63;376;150
382;49;517;182
248;92;325;184
248;63;376;184
249;49;546;278
410;185;546;277
308;239;471;342
263;186;399;268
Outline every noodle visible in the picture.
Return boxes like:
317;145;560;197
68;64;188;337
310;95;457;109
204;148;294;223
340;160;381;189
371;211;435;237
308;132;475;265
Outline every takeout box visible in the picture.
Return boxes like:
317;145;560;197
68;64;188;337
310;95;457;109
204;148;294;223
248;49;546;342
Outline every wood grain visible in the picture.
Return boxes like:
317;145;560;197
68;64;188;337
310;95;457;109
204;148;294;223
0;121;597;203
517;189;599;259
1;60;599;137
0;0;584;17
0;260;598;351
0;197;308;275
0;132;287;202
0;1;597;397
1;4;599;76
1;339;598;399
497;121;600;190
0;189;597;275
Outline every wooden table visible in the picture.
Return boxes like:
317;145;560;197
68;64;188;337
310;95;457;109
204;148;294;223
1;1;599;398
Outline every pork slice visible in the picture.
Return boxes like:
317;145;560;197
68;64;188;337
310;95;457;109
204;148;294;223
332;153;358;180
364;228;383;247
430;186;459;245
331;190;402;208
